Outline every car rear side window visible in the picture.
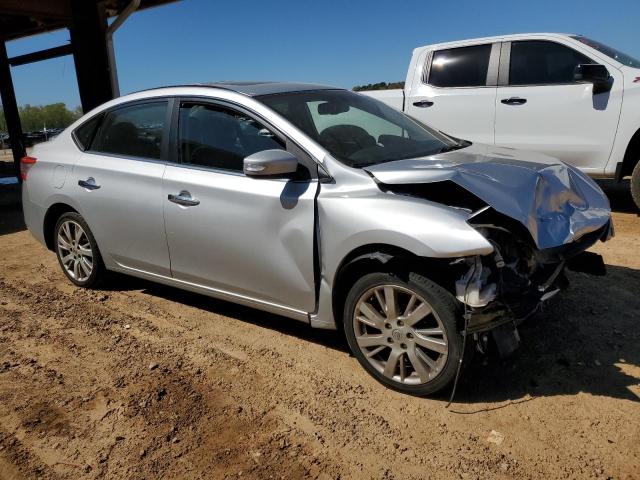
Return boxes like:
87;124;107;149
428;44;492;88
178;102;284;172
73;114;102;151
509;40;593;86
90;102;167;160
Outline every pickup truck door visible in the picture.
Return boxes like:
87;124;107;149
494;40;623;175
162;99;318;315
404;43;499;145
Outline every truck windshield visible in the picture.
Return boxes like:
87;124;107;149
572;36;640;68
257;90;461;168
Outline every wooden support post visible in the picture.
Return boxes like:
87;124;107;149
0;40;25;180
69;0;114;113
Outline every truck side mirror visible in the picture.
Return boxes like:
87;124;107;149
574;64;611;94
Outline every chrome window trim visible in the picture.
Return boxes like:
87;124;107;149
486;43;501;86
82;149;168;165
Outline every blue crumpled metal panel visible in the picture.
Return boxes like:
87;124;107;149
365;144;612;250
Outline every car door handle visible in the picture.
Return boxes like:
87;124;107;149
168;191;200;207
413;100;434;108
78;177;100;190
501;97;527;105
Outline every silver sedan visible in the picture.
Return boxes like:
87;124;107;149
22;82;612;395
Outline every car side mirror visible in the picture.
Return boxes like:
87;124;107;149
243;149;299;177
574;63;611;94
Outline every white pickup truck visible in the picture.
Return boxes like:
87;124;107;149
362;33;640;208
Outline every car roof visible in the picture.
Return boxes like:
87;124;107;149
414;32;577;52
136;81;341;97
206;81;341;96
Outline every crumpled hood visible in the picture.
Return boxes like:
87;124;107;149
364;143;612;250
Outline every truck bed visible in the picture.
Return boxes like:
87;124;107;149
359;89;404;111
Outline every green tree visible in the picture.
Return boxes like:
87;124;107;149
353;81;405;91
0;103;82;133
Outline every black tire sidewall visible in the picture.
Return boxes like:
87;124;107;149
54;212;104;288
631;161;640;210
343;271;462;396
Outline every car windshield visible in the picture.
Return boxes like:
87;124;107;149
572;36;640;68
257;89;461;168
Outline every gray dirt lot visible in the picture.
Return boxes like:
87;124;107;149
0;182;638;479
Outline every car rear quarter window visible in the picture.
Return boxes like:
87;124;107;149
509;40;593;86
178;103;284;172
90;102;167;160
73;114;102;151
428;44;492;88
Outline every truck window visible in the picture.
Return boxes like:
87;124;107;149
509;40;593;86
428;44;492;88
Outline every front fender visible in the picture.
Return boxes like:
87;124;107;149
318;191;493;286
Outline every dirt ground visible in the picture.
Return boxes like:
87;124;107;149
0;183;638;480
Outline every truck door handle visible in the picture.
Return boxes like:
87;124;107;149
501;97;527;105
168;191;200;207
78;177;100;190
413;100;434;108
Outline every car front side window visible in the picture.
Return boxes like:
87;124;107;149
509;40;593;86
178;102;284;172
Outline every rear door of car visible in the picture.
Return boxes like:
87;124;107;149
72;99;172;276
493;39;623;174
404;42;500;144
162;98;318;314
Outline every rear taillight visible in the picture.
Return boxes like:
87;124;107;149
20;156;37;181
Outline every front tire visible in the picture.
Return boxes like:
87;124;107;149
631;160;640;210
54;212;105;288
343;271;462;396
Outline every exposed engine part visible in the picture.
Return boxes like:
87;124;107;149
540;288;561;302
455;257;496;307
491;323;521;359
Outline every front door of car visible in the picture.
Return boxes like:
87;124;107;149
404;43;499;145
162;100;318;313
494;40;623;175
73;100;172;276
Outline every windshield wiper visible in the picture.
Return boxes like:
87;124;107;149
436;141;468;154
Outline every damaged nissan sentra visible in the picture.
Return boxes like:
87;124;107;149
22;83;612;396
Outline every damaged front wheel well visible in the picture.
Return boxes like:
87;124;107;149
331;244;462;331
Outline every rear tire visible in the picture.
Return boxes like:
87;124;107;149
54;212;105;288
343;271;462;396
631;160;640;210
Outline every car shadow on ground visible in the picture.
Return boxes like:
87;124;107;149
110;273;351;353
116;263;640;405
2;195;637;404
451;264;640;405
597;179;639;214
0;193;26;236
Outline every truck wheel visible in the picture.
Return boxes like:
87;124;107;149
343;271;462;396
632;160;640;210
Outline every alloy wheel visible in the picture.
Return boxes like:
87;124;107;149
57;220;94;282
353;284;448;385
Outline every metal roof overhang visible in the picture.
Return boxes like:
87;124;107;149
0;0;177;42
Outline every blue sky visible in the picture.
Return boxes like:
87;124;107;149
5;0;640;109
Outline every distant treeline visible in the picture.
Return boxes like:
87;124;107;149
0;103;82;133
353;81;405;91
